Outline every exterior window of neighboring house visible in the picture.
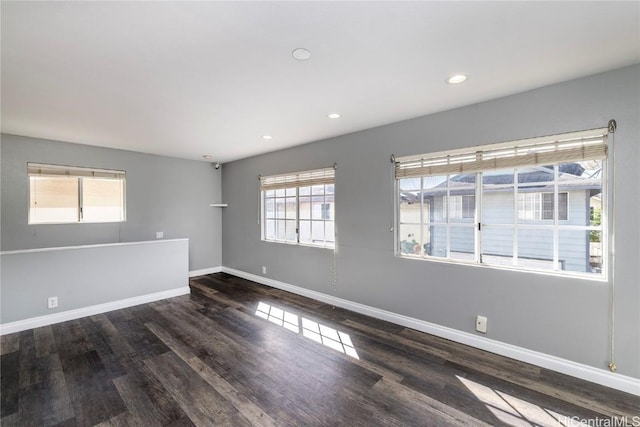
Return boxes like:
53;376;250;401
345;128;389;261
321;203;331;220
446;195;476;219
518;192;568;221
395;127;609;278
28;163;126;224
260;167;335;248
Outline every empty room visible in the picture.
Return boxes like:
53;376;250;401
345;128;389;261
1;1;639;426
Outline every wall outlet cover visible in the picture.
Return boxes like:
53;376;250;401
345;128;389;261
476;315;488;333
48;296;58;309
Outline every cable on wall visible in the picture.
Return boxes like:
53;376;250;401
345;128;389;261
607;119;617;372
257;174;262;227
332;162;338;299
390;154;396;235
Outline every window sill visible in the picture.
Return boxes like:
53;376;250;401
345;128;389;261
396;253;607;282
261;239;334;250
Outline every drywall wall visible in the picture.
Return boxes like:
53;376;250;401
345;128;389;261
0;134;222;271
222;65;640;379
1;239;188;325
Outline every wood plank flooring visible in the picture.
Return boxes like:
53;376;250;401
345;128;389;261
1;272;638;426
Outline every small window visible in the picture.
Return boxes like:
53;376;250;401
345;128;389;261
28;163;126;224
260;167;335;248
446;195;476;219
517;192;568;221
321;203;331;220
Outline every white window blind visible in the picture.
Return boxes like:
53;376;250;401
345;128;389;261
395;128;608;178
260;167;335;190
28;163;126;224
28;163;126;179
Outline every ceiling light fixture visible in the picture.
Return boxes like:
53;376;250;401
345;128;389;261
292;48;312;61
328;113;341;119
262;135;273;140
202;154;212;160
447;74;468;85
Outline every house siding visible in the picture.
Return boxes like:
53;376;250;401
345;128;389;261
410;189;592;272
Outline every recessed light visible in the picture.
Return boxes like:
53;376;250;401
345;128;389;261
447;74;468;84
262;135;273;140
202;154;212;160
292;48;312;61
328;113;341;119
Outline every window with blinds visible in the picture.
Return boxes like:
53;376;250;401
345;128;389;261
28;163;126;224
394;127;609;278
260;167;335;248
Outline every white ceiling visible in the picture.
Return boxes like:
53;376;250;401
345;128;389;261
2;1;639;164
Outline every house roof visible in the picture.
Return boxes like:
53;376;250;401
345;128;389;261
400;163;601;202
451;164;586;185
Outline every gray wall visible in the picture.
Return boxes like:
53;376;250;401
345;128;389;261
222;65;640;379
1;239;188;323
1;134;222;271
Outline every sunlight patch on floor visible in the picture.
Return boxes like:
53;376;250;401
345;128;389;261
256;301;300;333
255;301;359;359
457;376;591;427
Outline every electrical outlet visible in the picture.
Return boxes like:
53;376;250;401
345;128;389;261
48;296;58;309
262;266;267;274
156;231;164;239
476;315;487;333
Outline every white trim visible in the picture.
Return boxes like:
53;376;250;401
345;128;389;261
0;238;189;256
189;266;223;277
0;286;190;335
221;267;639;396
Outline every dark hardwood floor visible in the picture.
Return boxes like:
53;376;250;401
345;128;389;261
2;272;638;426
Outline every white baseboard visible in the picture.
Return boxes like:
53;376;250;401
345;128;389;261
221;267;640;396
189;266;223;277
0;286;191;336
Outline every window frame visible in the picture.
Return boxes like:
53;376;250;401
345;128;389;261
28;163;127;225
260;167;335;249
394;128;609;280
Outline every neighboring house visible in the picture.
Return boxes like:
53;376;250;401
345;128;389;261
399;163;602;273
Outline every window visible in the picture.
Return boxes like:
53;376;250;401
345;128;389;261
28;163;126;224
321;203;331;220
395;127;609;278
446;195;476;219
517;192;568;221
260;167;335;248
